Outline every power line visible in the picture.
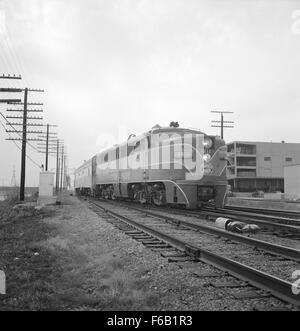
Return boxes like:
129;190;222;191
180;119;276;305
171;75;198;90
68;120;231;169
0;116;40;168
0;81;44;200
0;112;41;152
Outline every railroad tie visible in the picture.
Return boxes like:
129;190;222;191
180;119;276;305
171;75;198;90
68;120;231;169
232;290;272;300
209;280;248;288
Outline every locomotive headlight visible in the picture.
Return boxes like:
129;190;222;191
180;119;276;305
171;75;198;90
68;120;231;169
204;137;213;149
203;154;211;162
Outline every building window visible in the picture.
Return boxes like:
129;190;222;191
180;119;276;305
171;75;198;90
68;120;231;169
264;157;271;161
236;144;256;155
285;157;293;162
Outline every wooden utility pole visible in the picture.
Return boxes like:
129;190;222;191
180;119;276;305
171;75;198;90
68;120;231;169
45;124;49;171
57;157;61;193
211;111;234;140
10;165;17;187
9;92;44;201
63;153;67;189
37;126;58;169
56;140;60;192
20;88;28;201
37;134;63;194
60;145;64;191
1;75;46;201
4;91;44;201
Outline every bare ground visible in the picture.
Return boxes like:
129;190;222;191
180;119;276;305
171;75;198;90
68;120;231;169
0;195;287;311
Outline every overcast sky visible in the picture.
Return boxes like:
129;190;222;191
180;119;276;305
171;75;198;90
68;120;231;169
0;0;300;186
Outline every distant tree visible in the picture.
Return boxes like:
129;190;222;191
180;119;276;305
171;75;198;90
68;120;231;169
169;121;179;128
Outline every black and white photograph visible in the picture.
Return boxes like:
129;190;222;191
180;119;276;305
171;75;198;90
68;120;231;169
0;0;299;317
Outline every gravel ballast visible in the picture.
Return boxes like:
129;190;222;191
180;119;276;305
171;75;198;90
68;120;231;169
55;196;292;310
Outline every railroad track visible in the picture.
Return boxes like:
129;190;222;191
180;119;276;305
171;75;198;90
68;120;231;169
96;199;300;237
107;201;300;238
115;203;300;261
199;207;300;239
225;205;300;219
205;206;300;226
84;197;300;308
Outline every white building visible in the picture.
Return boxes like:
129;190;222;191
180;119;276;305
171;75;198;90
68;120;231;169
227;141;300;192
284;164;300;199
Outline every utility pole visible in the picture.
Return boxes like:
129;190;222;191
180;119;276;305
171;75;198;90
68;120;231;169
1;75;46;201
20;88;28;201
44;124;58;171
4;88;44;201
37;134;63;194
10;165;17;187
0;74;32;202
57;156;60;193
63;152;67;190
11;91;44;201
46;124;49;171
37;126;58;171
56;140;61;192
60;145;64;191
211;111;234;140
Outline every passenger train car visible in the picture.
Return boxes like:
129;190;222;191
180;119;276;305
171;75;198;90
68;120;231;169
75;125;228;208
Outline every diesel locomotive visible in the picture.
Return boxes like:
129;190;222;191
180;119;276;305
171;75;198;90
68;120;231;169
75;125;228;208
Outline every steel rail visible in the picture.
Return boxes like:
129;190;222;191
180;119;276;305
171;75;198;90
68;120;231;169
207;207;300;225
200;209;300;233
225;205;300;219
89;200;300;307
118;204;300;261
86;200;300;261
108;199;300;230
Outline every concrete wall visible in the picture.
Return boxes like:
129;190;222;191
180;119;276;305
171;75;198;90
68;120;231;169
256;143;300;178
284;164;300;198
